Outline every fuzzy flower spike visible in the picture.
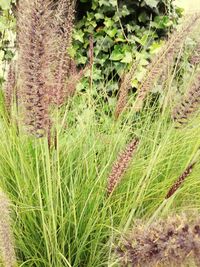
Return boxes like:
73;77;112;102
116;213;200;267
107;138;139;196
0;190;16;267
17;0;53;136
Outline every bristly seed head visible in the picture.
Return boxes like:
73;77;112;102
116;213;200;267
165;162;196;199
172;71;200;126
107;138;139;196
4;62;16;117
16;0;77;136
189;40;200;65
134;15;200;112
0;190;16;267
50;0;76;106
17;0;53;136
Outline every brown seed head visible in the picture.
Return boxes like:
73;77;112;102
0;191;16;267
50;0;76;106
173;71;200;126
165;162;196;199
4;62;16;116
134;15;200;112
17;0;52;136
190;41;200;65
107;138;139;196
116;214;200;267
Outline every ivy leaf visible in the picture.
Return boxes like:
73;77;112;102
94;13;104;20
73;30;85;43
95;54;109;66
73;0;179;93
121;51;133;63
149;40;164;54
109;0;117;7
110;45;124;61
106;28;118;38
68;46;77;58
99;0;111;6
134;34;148;46
120;5;130;17
135;66;147;82
138;12;149;23
99;0;117;6
104;17;114;28
152;16;173;29
77;54;87;65
0;0;11;10
0;16;8;31
144;0;158;8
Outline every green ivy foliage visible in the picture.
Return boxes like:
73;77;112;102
0;0;16;84
0;0;182;94
72;0;182;95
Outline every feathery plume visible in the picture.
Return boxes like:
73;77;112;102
0;191;16;267
107;138;139;196
165;162;196;199
17;0;52;136
116;214;200;267
134;15;200;111
51;0;76;106
172;70;200;126
190;40;200;65
4;62;16;116
115;63;138;119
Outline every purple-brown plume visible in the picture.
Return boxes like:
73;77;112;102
165;162;196;199
0;191;16;267
134;15;200;111
173;70;200;126
190;40;200;65
17;0;52;137
51;0;76;106
4;62;16;116
116;214;200;267
107;138;139;196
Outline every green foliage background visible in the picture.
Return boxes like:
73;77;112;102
0;0;15;85
0;0;182;92
72;0;182;97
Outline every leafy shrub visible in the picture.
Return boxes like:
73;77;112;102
0;0;182;94
72;0;182;96
0;0;16;85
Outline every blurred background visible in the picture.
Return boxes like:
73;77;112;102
175;0;200;12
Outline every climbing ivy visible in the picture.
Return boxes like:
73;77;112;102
72;0;182;95
0;0;16;84
0;0;182;92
